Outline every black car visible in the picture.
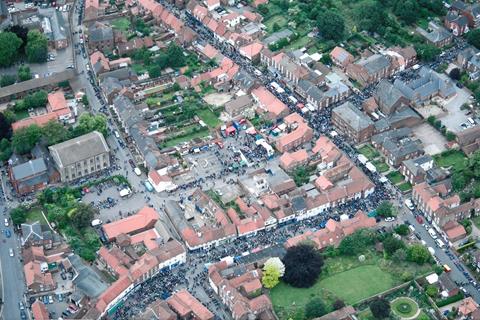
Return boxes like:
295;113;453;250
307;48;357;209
20;310;26;320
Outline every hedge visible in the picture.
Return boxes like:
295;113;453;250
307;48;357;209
435;292;464;307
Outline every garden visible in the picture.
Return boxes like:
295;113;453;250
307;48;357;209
269;227;436;320
358;144;380;161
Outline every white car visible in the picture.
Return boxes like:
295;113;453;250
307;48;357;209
9;248;14;257
404;199;414;210
4;218;8;227
384;216;396;222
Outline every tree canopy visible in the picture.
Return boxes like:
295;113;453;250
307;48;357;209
283;243;324;288
370;297;391;319
376;201;396;217
70;203;98;230
74;113;108;137
393;0;420;25
304;297;327;319
26;30;48;63
17;65;32;82
0;75;16;87
383;235;405;256
316;10;345;41
0;112;11;141
42;121;70;146
353;0;387;33
468;29;480;50
11;124;42;154
407;244;431;264
0;32;23;67
262;262;281;289
10;205;28;225
338;229;377;255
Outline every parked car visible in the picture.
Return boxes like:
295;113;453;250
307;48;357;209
9;248;14;257
5;229;11;238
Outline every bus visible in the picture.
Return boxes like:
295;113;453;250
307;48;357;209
443;264;451;272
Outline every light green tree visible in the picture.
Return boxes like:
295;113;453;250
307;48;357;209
262;263;281;289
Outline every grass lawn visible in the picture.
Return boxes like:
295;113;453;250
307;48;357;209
372;159;389;173
398;182;413;192
433;150;467;171
264;15;288;33
391;297;419;318
14;110;29;121
198;109;220;128
358;144;379;160
162;127;210;148
131;63;147;74
111;18;131;31
26;207;48;225
357;309;375;320
387;171;404;185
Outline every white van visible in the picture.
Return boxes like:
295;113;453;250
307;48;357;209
91;219;103;227
428;228;438;239
436;239;445;248
404;199;414;210
134;167;142;176
468;117;476;125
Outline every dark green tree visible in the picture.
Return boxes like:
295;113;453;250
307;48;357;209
370;297;391;319
304;297;327;319
353;0;387;33
0;112;11;140
316;10;345;41
415;43;441;61
0;32;22;67
407;244;431;264
17;65;32;82
25;30;48;63
383;236;405;256
11;124;42;154
0;139;12;162
74;113;108;137
0;75;16;87
10;205;28;225
283;243;324;288
42;121;70;145
467;29;480;49
71;203;97;230
393;0;420;24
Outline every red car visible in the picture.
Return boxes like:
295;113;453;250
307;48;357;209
416;215;424;224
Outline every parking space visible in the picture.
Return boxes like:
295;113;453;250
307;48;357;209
440;87;474;133
412;123;447;155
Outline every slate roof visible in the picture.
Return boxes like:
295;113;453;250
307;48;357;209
12;159;47;181
89;23;113;42
374;80;408;114
332;102;373;131
358;54;391;75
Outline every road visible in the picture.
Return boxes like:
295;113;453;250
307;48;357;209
400;206;480;302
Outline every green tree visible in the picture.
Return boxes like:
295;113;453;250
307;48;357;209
407;244;431;264
262;263;281;288
333;299;346;310
415;43;441;61
393;0;420;24
25;30;48;63
75;113;108;137
370;297;390;319
17;65;32;82
24;90;48;109
320;54;332;65
376;201;395;217
70;203;97;230
166;43;186;68
11;124;42;154
42;121;70;145
0;112;11;141
304;297;327;319
316;10;345;41
0;75;16;87
468;29;480;50
148;65;162;78
452;171;467;191
394;224;410;236
338;229;377;255
283;243;324;288
0;32;23;67
81;95;89;106
0;139;12;162
383;236;405;256
353;0;387;33
426;285;439;297
10;205;28;225
391;248;407;262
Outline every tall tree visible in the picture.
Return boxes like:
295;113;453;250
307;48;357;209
0;75;16;87
370;297;391;319
10;205;28;225
376;201;395;217
353;0;387;33
42;121;70;145
17;65;32;82
316;10;345;41
262;263;281;288
283;243;324;288
11;124;42;154
6;25;29;53
75;113;108;137
26;30;48;63
0;32;23;67
0;139;12;162
70;203;97;230
304;298;327;319
406;244;431;264
393;0;420;25
0;112;11;140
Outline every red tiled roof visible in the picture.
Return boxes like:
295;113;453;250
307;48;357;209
167;289;214;320
102;207;159;241
12;113;58;131
96;275;132;312
32;301;49;320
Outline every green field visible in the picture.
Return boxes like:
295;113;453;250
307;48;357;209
372;159;389;173
358;144;380;160
387;171;404;185
111;18;131;31
26;207;48;225
264;15;288;33
434;150;467;171
162;126;210;148
398;182;413;192
198;109;221;128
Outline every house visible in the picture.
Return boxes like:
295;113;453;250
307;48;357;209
416;22;453;47
148;169;177;192
102;207;159;241
458;297;480;318
49;131;110;182
239;42;264;62
166;290;214;320
384;46;417;71
85;0;104;20
449;1;480;28
346;54;393;87
9;159;49;195
400;155;447;185
443;220;467;242
11;113;59;132
47;90;73;122
285;211;376;249
251;86;289;120
275;113;314;153
457;47;480;80
88;22;114;52
445;11;469;36
331;102;374;144
456;125;480;155
295;79;350;110
24;259;56;293
279;149;308;171
373;80;410;115
371;128;424;167
32;300;50;320
224;94;254;119
41;9;68;49
330;46;354;69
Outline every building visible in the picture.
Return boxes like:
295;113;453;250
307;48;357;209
295;79;350;110
41;9;68;49
286;211;376;249
88;22;114;52
445;11;469;36
224;94;255;119
275;113;313;153
449;1;480;28
400;155;448;185
373;80;410;115
457;47;480;80
166;290;214;320
456;125;480;155
32;300;50;320
251;86;289;120
279;149;308;171
85;0;104;20
330;46;354;69
9;158;52;195
346;54;393;87
393;67;456;106
443;220;467;242
371;128;424;167
208;260;275;320
331;102;374;144
47;90;73;122
102;206;159;241
49;131;110;182
416;22;453;47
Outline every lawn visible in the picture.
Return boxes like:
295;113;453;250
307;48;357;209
197;109;221;128
162;126;210;148
132;63;147;75
111;18;131;31
358;144;380;160
387;171;404;185
433;150;467;171
264;15;288;33
398;182;413;192
391;297;419;318
372;159;389;173
14;109;29;121
26;207;48;225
